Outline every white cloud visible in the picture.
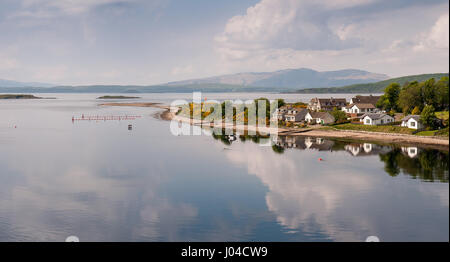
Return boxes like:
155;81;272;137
215;0;449;76
414;13;449;51
14;0;136;17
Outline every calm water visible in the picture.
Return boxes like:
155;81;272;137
0;93;448;242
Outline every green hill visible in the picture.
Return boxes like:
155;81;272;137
294;73;449;94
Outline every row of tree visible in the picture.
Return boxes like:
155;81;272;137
377;77;449;113
376;76;449;128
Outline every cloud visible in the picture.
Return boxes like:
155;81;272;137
414;13;449;51
215;0;449;76
215;0;364;57
11;0;137;18
0;0;448;84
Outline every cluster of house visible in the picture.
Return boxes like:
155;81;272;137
272;98;339;125
272;95;424;129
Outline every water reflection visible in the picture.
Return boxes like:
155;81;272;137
0;98;448;242
211;131;449;183
209;131;448;241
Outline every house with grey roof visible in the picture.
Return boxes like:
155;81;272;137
272;105;291;121
308;97;346;111
284;108;308;122
342;103;378;114
305;111;335;125
349;95;381;106
401;115;424;130
361;113;394;125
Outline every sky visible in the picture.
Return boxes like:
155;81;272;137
0;0;448;85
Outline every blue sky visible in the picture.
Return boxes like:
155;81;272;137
0;0;448;85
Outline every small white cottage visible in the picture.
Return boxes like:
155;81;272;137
342;103;377;114
361;113;394;126
305;111;335;125
401;115;423;130
284;108;308;122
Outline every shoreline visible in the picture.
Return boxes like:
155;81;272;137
99;102;449;149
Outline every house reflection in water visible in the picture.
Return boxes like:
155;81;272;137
271;136;426;160
211;132;448;182
401;146;419;158
273;136;334;151
344;143;391;157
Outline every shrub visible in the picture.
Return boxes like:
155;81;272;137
420;105;437;129
411;106;421;115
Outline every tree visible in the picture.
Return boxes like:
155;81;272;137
273;99;285;108
420;105;437;129
434;76;449;111
411;106;421;115
421;78;436;108
254;98;271;121
398;81;422;114
330;108;348;124
377;83;401;112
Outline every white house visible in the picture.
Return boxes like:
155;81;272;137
305;111;335;125
272;106;291;121
401;115;424;130
284;108;308;122
308;97;346;111
361;113;394;126
349;95;381;106
342;103;378;114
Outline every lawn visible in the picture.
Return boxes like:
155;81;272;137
435;111;449;121
331;123;415;134
415;127;449;137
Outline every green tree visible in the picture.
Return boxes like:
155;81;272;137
273;99;285;108
421;78;436;107
411;106;421;115
398;81;422;114
420;105;437;129
434;76;449;111
254;98;271;122
377;83;401;112
330;108;348;124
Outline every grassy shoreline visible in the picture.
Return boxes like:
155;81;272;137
98;102;449;148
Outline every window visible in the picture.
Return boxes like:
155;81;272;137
410;121;415;127
366;119;370;124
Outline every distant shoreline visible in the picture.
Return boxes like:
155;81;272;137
99;102;449;149
0;94;43;99
97;95;141;99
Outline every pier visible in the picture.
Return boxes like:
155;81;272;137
72;115;142;122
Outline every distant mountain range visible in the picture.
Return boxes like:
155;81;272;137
0;68;388;93
166;68;389;89
0;79;54;88
1;69;445;94
294;73;449;94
